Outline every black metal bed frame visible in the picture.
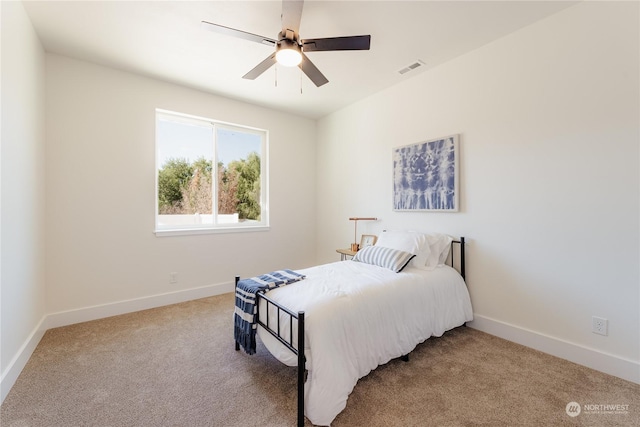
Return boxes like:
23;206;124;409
235;237;466;427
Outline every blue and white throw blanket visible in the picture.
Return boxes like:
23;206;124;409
234;269;306;355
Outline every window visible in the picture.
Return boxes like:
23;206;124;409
155;109;268;235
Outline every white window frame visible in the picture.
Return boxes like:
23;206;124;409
155;109;269;236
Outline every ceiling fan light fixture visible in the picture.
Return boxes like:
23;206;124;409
201;0;370;87
276;39;302;67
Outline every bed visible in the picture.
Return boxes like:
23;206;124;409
234;232;473;426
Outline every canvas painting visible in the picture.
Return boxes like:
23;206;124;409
393;135;459;211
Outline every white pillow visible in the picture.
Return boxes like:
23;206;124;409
375;230;431;267
422;233;453;270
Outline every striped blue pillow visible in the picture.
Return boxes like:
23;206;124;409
352;245;416;273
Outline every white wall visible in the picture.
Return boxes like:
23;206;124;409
45;54;317;320
317;1;639;383
0;1;47;401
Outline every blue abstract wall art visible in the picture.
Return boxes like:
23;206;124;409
393;135;459;211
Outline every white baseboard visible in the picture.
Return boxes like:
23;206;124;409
45;281;235;329
1;317;47;403
1;280;234;404
468;314;640;385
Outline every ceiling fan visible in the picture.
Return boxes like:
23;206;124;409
201;0;371;87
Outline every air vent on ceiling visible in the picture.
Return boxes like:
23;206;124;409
398;60;425;75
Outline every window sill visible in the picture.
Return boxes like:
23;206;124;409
154;225;270;237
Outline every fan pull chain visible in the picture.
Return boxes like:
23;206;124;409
300;68;303;94
275;65;278;87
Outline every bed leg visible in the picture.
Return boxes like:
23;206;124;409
297;311;305;427
401;354;409;362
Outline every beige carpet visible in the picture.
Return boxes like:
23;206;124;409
2;292;638;426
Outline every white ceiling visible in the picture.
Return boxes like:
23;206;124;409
23;0;577;119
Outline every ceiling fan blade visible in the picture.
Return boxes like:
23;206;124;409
301;35;371;52
281;0;304;36
299;53;329;87
201;21;276;47
243;53;277;80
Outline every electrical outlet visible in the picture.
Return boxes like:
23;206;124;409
169;272;178;284
592;316;608;336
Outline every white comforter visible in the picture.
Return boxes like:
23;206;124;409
257;260;473;426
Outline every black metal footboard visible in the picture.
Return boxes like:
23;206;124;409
234;276;306;427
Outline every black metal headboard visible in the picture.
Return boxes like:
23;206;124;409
450;237;466;280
